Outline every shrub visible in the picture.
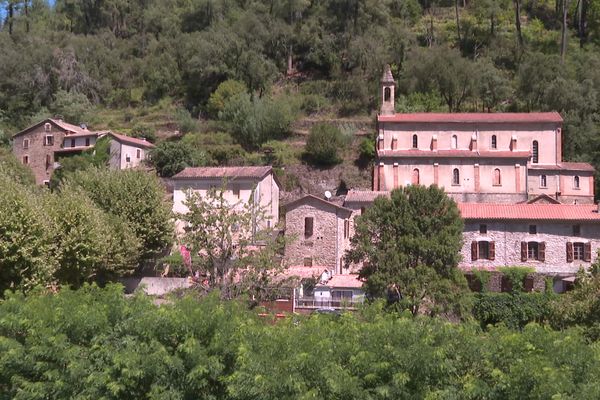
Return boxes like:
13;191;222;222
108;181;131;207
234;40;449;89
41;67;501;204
305;123;345;166
498;266;535;292
150;140;208;177
207;79;247;119
261;140;301;167
130;123;157;143
358;137;375;162
174;107;197;134
473;292;552;330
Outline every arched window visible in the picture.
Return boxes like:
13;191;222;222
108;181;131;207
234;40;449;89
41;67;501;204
532;140;539;163
451;135;458;149
574;176;580;189
452;168;460;185
491;135;497;149
412;168;420;185
540;175;547;187
493;168;501;186
384;87;391;102
412;134;418;149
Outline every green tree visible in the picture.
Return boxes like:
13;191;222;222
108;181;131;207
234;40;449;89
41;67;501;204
66;168;173;266
304;123;346;166
49;90;93;124
207;79;247;119
150;140;208;177
345;186;468;316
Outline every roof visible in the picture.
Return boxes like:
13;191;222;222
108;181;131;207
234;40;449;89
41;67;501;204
325;274;364;289
13;118;97;138
108;132;155;148
458;203;600;222
283;194;353;214
378;112;563;124
377;149;531;159
173;166;273;180
344;190;390;203
381;65;394;83
529;162;595;172
524;194;562;205
54;146;92;153
280;267;323;280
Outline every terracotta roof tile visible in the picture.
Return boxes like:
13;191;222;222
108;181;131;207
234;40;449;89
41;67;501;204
109;132;155;148
283;194;353;213
344;190;390;203
529;162;595;172
458;203;600;221
381;65;394;82
377;149;531;159
173;166;273;180
378;112;563;124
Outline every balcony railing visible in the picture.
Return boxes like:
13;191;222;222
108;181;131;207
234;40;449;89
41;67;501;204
294;296;364;310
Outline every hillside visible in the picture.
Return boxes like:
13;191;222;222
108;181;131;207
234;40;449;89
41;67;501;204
0;0;599;197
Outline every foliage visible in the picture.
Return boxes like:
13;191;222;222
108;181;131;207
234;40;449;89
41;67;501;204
66;168;173;266
0;147;35;185
207;79;247;119
174;107;197;134
2;286;600;399
150;140;208;177
304;123;346;166
49;90;93;124
130;123;157;143
497;266;535;293
261;140;301;167
179;185;285;300
358;136;376;165
346;186;468;317
473;292;553;330
219;93;296;150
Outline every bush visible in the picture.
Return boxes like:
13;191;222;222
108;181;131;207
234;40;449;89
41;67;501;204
174;107;197;134
130;123;157;143
261;140;301;167
207;79;247;119
305;123;345;166
473;292;552;330
150;140;208;177
358;137;375;162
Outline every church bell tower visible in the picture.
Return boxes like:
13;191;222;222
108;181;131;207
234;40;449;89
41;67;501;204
380;64;395;115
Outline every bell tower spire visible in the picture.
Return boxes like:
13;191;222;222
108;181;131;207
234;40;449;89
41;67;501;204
380;64;395;115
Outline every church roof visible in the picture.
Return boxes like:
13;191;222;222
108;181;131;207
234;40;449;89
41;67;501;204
381;65;394;83
378;112;563;124
458;203;600;222
377;149;531;159
529;162;595;172
344;190;390;203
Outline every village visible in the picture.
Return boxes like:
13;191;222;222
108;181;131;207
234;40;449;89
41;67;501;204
10;66;600;314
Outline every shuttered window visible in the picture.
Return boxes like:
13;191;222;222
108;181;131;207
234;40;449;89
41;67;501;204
304;217;314;238
570;242;591;262
472;240;494;261
566;242;574;263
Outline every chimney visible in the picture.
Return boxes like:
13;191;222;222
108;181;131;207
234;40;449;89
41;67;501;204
510;134;517;151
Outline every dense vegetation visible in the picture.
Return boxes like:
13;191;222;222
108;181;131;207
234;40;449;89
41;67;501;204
1;284;600;399
0;0;599;192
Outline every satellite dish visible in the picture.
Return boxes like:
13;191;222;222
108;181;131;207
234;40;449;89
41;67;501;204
324;191;332;200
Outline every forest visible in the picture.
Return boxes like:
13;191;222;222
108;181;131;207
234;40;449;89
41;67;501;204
0;0;599;195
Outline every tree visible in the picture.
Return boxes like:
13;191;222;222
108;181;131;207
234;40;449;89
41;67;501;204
206;79;247;119
304;123;346;165
150;140;207;177
66;168;173;266
179;185;285;300
345;186;468;316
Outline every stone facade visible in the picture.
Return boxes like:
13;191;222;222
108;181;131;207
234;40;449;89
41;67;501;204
11;118;102;185
283;195;351;272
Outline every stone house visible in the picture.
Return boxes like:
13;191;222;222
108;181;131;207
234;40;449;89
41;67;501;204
376;66;594;204
172;166;280;235
11;118;106;185
108;132;155;170
283;194;352;273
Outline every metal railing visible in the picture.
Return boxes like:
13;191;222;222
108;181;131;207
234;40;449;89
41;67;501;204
294;296;364;310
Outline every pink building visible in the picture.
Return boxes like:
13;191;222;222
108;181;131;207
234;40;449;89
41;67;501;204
376;66;594;204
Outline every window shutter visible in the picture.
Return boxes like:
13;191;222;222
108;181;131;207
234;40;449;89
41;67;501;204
538;242;546;262
520;241;527;262
566;242;574;263
471;241;478;261
489;241;495;261
584;242;592;262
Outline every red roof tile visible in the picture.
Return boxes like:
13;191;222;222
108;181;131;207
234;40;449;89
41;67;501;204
13;118;100;138
377;149;531;159
109;132;155;148
344;190;390;203
529;162;595;172
325;274;364;288
458;203;600;221
173;166;273;180
378;112;563;124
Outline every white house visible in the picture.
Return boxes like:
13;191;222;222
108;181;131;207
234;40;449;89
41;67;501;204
108;132;154;170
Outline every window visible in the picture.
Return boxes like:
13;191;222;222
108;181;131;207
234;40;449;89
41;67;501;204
303;257;313;267
344;219;350;239
479;224;487;234
44;135;54;146
412;168;420;185
521;241;545;261
384;87;391;102
529;225;537;234
491;135;497;149
573;242;586;261
22;155;29;165
136;149;141;159
332;290;353;300
125;154;131;163
532;140;539;163
540;175;547;188
44;123;51;132
304;217;314;238
451;135;458;149
70;139;76;148
267;220;271;229
412;134;418;149
45;154;52;170
233;185;240;198
22;139;29;149
573;225;581;236
85;138;90;147
471;240;495;261
493;168;501;186
574;176;580;189
452;168;460;185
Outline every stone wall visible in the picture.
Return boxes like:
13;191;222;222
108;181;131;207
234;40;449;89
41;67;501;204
12;124;66;185
461;221;600;274
448;192;527;204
